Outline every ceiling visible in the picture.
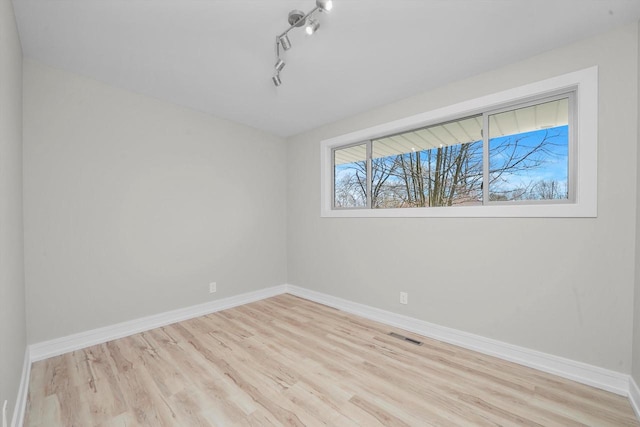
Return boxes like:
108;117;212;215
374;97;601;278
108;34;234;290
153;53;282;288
12;0;640;138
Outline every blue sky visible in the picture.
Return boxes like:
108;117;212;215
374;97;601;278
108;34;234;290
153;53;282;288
489;125;569;195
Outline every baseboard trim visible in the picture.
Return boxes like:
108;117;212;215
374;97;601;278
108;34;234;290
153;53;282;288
11;347;31;427
629;376;640;420
285;284;630;396
24;283;634;413
30;284;287;362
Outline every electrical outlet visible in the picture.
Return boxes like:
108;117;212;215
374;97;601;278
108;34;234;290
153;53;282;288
400;292;408;305
209;282;217;293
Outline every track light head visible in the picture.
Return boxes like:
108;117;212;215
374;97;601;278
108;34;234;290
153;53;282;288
272;74;282;87
279;34;292;50
305;18;320;35
316;0;333;12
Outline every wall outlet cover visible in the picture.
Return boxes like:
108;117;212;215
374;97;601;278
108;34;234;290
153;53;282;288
400;292;408;305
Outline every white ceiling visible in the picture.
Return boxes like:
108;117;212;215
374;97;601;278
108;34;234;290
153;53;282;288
12;0;640;137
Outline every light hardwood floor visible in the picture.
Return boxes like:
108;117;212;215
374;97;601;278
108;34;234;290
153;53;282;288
25;294;639;426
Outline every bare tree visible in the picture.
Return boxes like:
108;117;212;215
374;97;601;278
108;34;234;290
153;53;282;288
530;179;568;200
334;161;366;208
374;141;483;208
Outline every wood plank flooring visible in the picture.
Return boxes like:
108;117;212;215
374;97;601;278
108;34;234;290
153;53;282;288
24;294;639;426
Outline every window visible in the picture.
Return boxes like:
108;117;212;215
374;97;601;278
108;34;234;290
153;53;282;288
487;96;570;203
331;95;572;210
321;67;597;218
334;143;367;208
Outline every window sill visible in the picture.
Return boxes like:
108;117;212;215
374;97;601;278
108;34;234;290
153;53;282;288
322;201;596;218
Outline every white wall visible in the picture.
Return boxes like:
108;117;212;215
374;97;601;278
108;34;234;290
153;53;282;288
287;24;638;373
23;61;288;343
0;0;26;421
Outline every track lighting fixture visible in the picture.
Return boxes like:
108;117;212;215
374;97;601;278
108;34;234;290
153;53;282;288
272;0;334;86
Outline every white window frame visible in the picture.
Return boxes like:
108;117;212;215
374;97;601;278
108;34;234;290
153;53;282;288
320;67;597;218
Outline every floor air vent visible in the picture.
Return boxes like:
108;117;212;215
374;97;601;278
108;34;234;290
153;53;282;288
388;332;423;346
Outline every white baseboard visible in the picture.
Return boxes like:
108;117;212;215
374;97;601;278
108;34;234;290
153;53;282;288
11;348;31;427
285;284;630;396
629;376;640;420
30;284;287;362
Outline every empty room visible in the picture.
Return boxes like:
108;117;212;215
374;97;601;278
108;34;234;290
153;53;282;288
3;0;640;425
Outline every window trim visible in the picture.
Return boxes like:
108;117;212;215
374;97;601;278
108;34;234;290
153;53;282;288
320;67;597;218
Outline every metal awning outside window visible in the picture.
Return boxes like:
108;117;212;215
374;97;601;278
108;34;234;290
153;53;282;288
334;98;568;165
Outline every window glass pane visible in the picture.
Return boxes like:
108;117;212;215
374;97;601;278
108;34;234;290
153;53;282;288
371;116;483;208
333;144;367;208
488;98;569;201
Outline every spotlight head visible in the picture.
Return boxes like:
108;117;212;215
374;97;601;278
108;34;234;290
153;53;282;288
275;59;285;72
279;34;292;50
316;0;333;12
305;19;320;35
272;74;282;87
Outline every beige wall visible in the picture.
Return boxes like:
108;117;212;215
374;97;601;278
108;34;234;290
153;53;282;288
287;24;639;373
23;61;288;343
0;0;26;421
